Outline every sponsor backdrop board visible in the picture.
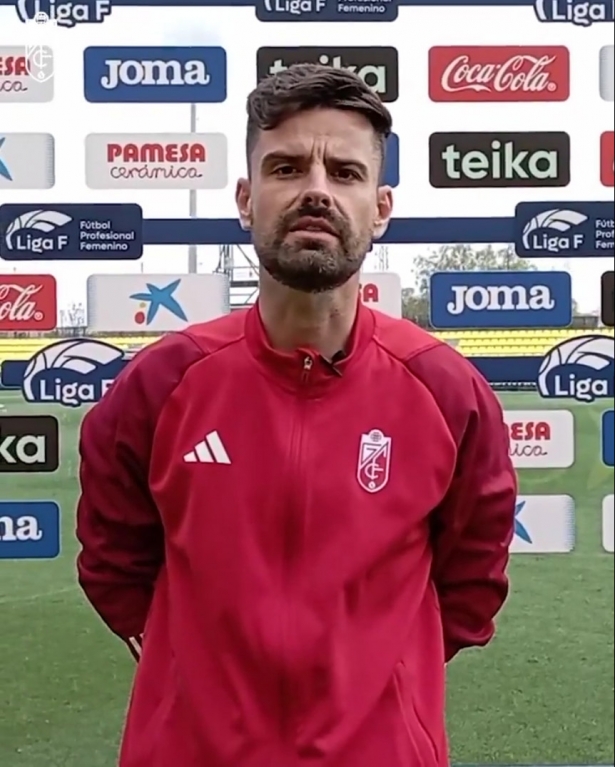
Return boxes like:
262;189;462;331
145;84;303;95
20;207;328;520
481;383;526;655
601;271;614;327
510;495;575;554
603;495;614;553
515;201;614;258
256;46;399;101
600;45;614;101
602;410;614;466
255;0;399;22
359;272;402;317
85;133;229;190
428;46;571;103
0;274;57;331
0;415;59;473
0;133;55;190
0;46;54;103
0;203;143;261
0;501;60;559
429;271;572;329
504;410;575;469
601;131;614;187
86;273;231;332
429;132;571;188
83;46;227;103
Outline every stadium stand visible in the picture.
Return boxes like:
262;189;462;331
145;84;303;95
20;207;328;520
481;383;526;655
0;327;613;364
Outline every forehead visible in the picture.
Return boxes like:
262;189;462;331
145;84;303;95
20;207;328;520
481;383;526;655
253;108;378;166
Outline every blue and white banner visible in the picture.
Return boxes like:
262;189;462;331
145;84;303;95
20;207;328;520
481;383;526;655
511;495;575;554
84;46;227;103
430;271;572;329
0;203;143;260
0;500;60;559
515;202;614;258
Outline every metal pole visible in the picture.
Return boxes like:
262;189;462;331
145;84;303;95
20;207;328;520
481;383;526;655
188;103;198;273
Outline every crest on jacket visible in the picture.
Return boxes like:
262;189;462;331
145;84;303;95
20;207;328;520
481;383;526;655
357;429;392;493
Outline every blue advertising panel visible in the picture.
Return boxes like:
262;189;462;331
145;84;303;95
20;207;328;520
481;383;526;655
515;201;615;258
430;271;572;329
0;204;143;260
0;501;60;559
84;46;227;103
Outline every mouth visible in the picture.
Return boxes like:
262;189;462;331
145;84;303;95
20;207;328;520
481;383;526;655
288;217;338;237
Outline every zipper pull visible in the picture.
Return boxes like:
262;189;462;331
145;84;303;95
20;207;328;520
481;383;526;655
302;355;313;381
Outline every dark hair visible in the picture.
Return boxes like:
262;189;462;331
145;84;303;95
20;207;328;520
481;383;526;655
246;63;393;177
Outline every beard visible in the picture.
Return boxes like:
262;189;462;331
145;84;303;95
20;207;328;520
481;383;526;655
252;203;372;294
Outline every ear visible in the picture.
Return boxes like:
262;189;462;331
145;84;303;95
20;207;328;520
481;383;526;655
235;178;253;231
372;185;393;241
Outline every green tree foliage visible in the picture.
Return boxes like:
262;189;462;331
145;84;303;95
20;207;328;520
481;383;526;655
402;244;536;323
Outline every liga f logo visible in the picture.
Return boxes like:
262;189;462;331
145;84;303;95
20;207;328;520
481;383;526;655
357;429;392;493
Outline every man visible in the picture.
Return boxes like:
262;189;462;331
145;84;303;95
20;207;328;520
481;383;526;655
76;64;517;767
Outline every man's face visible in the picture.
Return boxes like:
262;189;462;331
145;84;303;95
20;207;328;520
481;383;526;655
236;108;393;293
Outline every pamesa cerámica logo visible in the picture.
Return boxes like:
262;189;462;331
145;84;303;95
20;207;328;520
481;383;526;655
15;0;112;26
534;0;613;25
0;338;130;408
538;334;614;403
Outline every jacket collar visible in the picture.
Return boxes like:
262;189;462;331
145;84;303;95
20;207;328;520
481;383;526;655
245;299;375;394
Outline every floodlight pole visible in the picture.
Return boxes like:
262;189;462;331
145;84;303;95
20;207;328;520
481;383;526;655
188;103;198;274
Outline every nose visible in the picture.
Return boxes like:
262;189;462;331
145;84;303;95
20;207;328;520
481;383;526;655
300;165;333;210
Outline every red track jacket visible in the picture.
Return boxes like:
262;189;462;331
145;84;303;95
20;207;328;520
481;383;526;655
76;303;516;767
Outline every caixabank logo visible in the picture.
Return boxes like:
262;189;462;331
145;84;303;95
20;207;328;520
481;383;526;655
0;338;130;408
537;334;615;403
15;0;112;26
511;495;575;554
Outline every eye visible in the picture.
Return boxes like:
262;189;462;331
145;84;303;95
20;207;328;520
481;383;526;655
334;167;360;181
273;165;299;177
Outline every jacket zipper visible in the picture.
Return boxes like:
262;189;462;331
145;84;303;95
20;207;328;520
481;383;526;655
280;354;313;740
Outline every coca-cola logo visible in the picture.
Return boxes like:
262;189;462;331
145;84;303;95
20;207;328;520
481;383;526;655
0;283;45;322
441;54;558;94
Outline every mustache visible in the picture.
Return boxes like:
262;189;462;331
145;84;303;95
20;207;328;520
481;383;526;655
280;204;347;235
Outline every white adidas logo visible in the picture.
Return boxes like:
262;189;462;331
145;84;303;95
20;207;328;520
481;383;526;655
183;431;231;464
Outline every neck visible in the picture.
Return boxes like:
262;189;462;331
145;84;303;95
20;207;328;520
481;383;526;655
257;268;360;359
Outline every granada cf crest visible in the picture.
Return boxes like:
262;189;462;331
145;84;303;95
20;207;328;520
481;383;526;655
357;429;392;493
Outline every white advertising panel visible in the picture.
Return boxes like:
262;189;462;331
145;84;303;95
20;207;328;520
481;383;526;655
85;133;228;189
86;273;230;332
603;495;614;554
600;46;614;102
511;495;575;554
504;409;575;469
0;133;55;189
360;272;402;318
0;47;54;103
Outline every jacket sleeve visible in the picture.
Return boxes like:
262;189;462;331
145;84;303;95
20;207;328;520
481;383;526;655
75;333;204;655
408;344;517;662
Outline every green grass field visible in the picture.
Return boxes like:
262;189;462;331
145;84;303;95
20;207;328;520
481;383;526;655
0;390;613;767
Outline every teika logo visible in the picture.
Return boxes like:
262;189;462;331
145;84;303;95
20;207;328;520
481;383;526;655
0;415;59;473
429;46;570;102
601;131;614;186
0;274;57;330
429;132;570;188
256;47;398;101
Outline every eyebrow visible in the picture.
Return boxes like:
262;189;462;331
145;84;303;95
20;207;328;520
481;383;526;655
260;150;370;175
